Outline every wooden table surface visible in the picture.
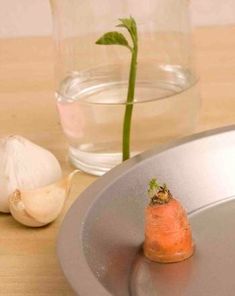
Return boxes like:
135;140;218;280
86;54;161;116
0;25;235;295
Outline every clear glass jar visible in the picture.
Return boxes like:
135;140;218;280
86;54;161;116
50;0;200;176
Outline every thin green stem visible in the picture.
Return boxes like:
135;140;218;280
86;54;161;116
122;42;138;161
95;17;138;162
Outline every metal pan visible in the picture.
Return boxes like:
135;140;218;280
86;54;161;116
58;125;235;296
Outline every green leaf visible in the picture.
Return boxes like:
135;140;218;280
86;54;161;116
148;178;160;199
96;31;130;48
149;178;160;191
117;16;137;40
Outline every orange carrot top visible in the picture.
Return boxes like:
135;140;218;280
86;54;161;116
144;179;194;263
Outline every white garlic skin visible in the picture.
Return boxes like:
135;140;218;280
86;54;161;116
0;135;62;213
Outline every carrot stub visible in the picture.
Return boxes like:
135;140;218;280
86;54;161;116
144;179;194;263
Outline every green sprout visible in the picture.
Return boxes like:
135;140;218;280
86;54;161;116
96;16;138;161
148;179;172;205
148;178;160;198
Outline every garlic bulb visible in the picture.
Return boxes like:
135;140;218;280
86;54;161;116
0;135;62;213
9;171;77;227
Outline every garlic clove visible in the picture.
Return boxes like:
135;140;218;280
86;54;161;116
9;171;78;227
9;190;45;227
0;135;62;213
22;172;74;224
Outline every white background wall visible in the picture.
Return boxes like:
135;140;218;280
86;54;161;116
0;0;235;38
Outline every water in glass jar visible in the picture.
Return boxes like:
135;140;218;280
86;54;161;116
56;65;200;176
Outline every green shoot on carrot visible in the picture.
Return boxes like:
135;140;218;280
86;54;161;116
148;179;171;205
148;178;160;198
96;16;138;161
